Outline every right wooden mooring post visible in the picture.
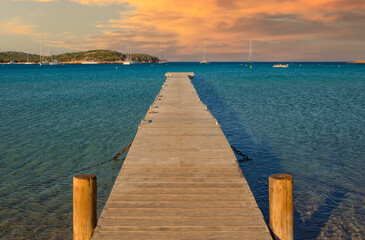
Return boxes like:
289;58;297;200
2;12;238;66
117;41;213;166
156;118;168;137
269;174;293;240
73;174;97;240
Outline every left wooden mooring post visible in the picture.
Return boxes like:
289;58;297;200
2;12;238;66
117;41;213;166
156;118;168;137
73;174;97;240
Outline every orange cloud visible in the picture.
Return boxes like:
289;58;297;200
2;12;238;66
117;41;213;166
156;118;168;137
69;0;365;60
71;0;124;5
0;17;39;37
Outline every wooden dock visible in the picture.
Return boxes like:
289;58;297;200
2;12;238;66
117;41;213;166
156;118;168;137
91;72;272;239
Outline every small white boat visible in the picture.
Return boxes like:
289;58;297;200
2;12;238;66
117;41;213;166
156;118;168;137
49;60;62;65
199;44;210;64
199;59;210;64
7;60;16;64
273;64;289;68
81;60;98;64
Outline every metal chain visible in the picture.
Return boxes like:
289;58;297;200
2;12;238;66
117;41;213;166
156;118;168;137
231;146;252;162
112;140;133;160
0;141;133;198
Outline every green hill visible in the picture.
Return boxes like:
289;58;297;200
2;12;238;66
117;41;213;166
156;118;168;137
0;50;160;63
0;51;40;63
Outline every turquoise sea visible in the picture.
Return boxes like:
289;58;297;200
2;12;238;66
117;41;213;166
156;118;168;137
0;62;364;239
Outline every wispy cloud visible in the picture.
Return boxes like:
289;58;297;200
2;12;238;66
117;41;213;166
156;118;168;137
0;17;40;37
70;0;125;6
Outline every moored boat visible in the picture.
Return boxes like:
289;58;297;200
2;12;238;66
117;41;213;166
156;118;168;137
81;60;98;64
199;59;210;64
25;53;35;64
273;63;289;68
158;42;168;64
123;48;134;65
49;60;62;65
199;44;210;64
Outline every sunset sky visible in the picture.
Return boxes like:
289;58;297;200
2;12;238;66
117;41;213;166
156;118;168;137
0;0;364;61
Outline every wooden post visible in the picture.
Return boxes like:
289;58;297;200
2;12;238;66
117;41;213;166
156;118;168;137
269;174;293;240
73;174;97;240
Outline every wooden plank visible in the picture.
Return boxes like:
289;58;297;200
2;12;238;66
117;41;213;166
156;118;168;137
104;201;260;209
96;217;266;227
111;188;253;195
99;208;262;217
95;226;269;232
91;72;271;240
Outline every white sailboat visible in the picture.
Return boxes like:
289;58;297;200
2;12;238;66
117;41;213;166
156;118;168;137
123;60;131;65
39;34;49;66
25;52;35;64
123;48;133;65
199;43;210;64
158;42;168;63
49;48;62;65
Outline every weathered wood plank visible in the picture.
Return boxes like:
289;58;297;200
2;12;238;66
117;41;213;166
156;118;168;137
104;201;260;209
91;72;271;240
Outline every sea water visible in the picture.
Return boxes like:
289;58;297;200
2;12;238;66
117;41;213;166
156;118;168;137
0;63;364;239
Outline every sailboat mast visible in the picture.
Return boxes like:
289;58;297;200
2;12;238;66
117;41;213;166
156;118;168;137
40;33;43;64
161;42;164;61
47;47;50;62
247;40;253;63
203;44;206;60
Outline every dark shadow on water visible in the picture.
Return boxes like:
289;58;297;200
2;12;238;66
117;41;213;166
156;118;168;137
192;76;285;224
192;76;344;239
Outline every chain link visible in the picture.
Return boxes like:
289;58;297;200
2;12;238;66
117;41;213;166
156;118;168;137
231;146;252;162
112;140;133;160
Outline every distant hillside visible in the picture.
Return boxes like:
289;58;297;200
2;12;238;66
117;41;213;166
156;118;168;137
0;50;160;63
0;51;40;63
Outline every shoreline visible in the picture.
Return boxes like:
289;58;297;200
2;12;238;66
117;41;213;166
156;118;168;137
61;60;155;64
347;60;365;64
